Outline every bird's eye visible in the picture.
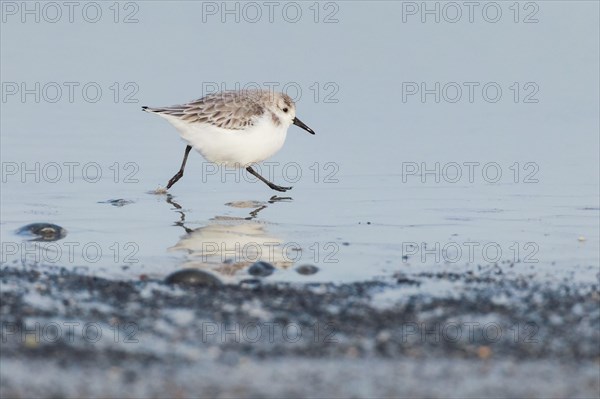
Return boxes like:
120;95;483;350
283;107;288;113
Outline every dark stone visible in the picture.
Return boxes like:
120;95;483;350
396;277;420;286
164;269;221;287
122;369;138;383
15;223;67;242
248;261;275;277
296;264;319;275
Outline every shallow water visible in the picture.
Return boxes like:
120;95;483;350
1;1;599;285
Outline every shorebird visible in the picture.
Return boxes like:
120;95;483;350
142;90;315;192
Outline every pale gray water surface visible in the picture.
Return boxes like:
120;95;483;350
1;1;598;285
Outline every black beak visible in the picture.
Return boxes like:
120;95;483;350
293;117;315;135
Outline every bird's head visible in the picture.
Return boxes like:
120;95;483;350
267;92;315;135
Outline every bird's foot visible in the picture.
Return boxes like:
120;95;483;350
166;171;183;189
269;183;292;192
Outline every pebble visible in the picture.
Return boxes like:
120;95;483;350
396;276;420;285
296;264;319;275
477;346;492;359
15;223;67;241
248;261;275;277
98;199;134;207
376;330;391;343
239;279;262;289
165;269;222;287
345;346;359;358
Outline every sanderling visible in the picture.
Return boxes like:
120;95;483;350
142;90;315;192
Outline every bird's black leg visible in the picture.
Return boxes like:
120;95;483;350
166;145;192;189
246;166;292;192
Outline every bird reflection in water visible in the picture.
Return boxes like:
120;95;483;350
165;195;297;280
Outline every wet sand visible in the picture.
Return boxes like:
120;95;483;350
1;263;598;398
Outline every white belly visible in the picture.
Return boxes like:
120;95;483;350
162;115;289;167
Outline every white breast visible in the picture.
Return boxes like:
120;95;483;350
161;114;289;167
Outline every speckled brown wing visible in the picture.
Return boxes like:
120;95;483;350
144;91;266;130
